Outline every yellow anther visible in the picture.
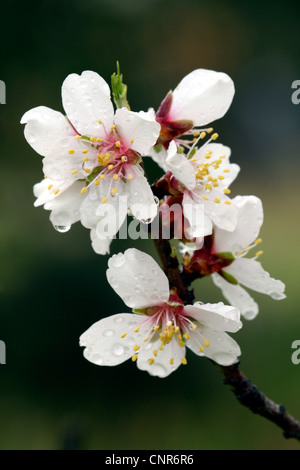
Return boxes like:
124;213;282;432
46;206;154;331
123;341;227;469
121;156;127;162
205;184;212;190
94;180;100;186
175;326;180;333
202;195;208;200
100;174;105;180
204;339;210;347
96;138;103;142
166;320;172;327
205;154;211;159
82;149;88;154
132;354;138;362
224;188;231;194
121;333;127;338
98;119;102;124
71;170;78;175
54;189;60;195
255;238;262;245
192;137;197;143
159;345;164;351
90;136;96;142
153;326;159;332
191;324;197;330
111;188;117;194
220;154;226;159
214;198;221;203
113;174;119;180
108;164;114;170
178;341;184;348
211;133;219;140
144;337;149;342
84;168;91;174
193;131;200;137
68;149;75;154
218;175;224;180
127;174;132;180
199;345;204;353
111;124;116;130
44;175;48;178
81;187;87;194
130;138;134;143
115;141;121;148
191;157;197;162
181;357;187;365
224;201;232;205
74;135;81;139
153;350;157;357
183;333;190;340
134;327;140;333
169;358;174;365
206;128;213;133
223;169;230;173
177;334;182;340
200;131;206;139
101;197;107;204
256;250;263;257
48;184;53;190
83;157;89;162
213;182;219;187
133;344;140;352
149;358;155;365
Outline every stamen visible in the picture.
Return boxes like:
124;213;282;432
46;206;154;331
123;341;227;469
132;354;137;362
81;187;87;194
68;149;75;154
181;358;187;365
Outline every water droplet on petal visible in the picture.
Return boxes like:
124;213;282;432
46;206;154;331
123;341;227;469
54;225;71;233
103;329;114;337
114;316;124;324
111;344;125;357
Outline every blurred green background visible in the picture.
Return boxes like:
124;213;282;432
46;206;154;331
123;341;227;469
1;0;300;450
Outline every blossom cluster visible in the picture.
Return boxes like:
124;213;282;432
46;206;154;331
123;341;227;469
22;67;285;378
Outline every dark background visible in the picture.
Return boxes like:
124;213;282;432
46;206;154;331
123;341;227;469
0;0;300;449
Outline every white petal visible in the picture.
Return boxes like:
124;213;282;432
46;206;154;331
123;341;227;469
213;196;264;254
225;258;286;300
203;189;238;231
182;192;212;238
107;248;169;309
62;71;114;137
165;141;196;190
80;313;146;366
21;106;76;157
80;179;127;237
146;145;168;172
186;327;241;366
137;336;185;378
212;273;259;320
44;181;86;227
184;302;242;333
170;69;235;126
114;108;160;155
90;229;112;255
194;143;239;188
127;166;158;223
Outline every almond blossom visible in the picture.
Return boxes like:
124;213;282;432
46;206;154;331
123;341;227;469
182;195;286;319
149;68;235;169
80;248;242;378
157;141;240;239
21;71;160;251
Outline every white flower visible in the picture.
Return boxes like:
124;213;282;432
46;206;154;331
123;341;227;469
165;141;240;238
21;71;160;247
149;68;235;169
80;248;242;378
182;196;286;320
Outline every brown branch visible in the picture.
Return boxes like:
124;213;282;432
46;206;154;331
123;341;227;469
152;235;300;442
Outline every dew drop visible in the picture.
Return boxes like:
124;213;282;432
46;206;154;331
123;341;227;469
111;344;125;357
103;329;114;337
114;316;124;324
54;225;71;233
